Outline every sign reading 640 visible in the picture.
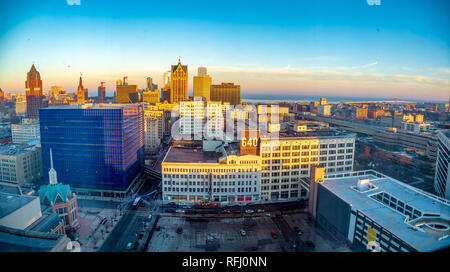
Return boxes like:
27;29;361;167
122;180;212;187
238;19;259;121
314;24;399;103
241;137;258;147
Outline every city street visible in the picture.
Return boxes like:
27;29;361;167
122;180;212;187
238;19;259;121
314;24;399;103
97;176;161;252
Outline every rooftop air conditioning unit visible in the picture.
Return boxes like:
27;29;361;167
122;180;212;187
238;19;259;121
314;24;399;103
357;179;371;191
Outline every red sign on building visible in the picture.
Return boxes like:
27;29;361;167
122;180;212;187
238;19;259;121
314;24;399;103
240;129;260;155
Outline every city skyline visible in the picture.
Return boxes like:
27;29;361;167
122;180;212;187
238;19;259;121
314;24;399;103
0;0;449;101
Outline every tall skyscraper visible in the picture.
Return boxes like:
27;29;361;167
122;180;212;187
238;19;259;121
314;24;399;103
193;67;212;101
163;71;171;88
98;82;106;103
170;59;188;103
210;82;241;105
39;104;145;191
76;75;87;104
25;64;43;118
0;88;4;110
146;77;158;91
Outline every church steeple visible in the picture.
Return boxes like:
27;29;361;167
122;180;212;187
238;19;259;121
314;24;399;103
48;148;58;185
78;74;83;90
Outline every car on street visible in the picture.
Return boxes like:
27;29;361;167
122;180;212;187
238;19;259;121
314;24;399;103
257;209;265;213
240;230;246;236
155;225;160;231
126;242;138;250
305;241;315;249
175;209;185;213
167;202;177;207
176;226;183;234
147;214;153;221
266;213;271;217
222;209;231;214
294;226;303;235
270;232;278;239
245;209;254;214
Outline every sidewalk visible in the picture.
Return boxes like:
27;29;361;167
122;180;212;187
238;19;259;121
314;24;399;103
77;207;123;252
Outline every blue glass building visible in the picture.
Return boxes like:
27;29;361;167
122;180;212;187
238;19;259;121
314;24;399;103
39;104;144;191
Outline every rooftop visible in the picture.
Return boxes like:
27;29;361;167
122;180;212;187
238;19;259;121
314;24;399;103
41;103;141;110
0;142;39;156
0;225;68;252
264;129;355;140
0;192;37;219
163;146;222;164
321;170;450;252
26;207;63;233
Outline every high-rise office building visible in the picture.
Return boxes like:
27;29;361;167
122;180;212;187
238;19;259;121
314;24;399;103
97;82;106;103
0;88;4;107
434;130;450;200
193;67;212;101
163;71;171;89
146;77;158;91
25;64;44;119
116;77;139;103
170;59;188;103
210;83;241;106
144;109;164;154
76;76;87;104
39;104;145;192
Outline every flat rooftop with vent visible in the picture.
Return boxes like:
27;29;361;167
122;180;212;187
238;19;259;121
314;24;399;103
311;170;450;252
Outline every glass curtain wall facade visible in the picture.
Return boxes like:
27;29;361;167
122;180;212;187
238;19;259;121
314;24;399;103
39;104;144;190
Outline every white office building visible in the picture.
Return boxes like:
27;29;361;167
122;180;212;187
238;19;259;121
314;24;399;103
11;118;40;144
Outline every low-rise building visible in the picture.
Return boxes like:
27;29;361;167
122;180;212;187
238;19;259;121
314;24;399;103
308;169;450;252
435;130;450;200
162;141;261;204
0;142;42;186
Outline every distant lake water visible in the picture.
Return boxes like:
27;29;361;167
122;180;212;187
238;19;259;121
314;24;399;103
241;94;446;103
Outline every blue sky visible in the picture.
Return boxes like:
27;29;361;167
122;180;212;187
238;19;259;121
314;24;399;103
0;0;448;101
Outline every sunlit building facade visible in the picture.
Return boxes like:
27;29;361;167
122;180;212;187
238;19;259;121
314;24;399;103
170;59;188;103
25;64;44;119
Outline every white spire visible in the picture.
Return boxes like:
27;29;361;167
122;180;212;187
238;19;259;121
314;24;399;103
49;148;58;185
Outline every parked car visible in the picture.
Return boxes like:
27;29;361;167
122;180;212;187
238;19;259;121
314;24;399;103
270;232;278;239
222;209;231;214
257;209;265;213
245;209;255;214
176;226;183;234
265;213;271;217
175;209;185;213
167;202;177;207
294;226;303;234
155;225;160;231
240;230;247;236
147;214;153;221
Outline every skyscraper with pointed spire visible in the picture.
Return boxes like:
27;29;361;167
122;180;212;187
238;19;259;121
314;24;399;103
76;75;87;104
170;58;188;103
25;64;43;118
